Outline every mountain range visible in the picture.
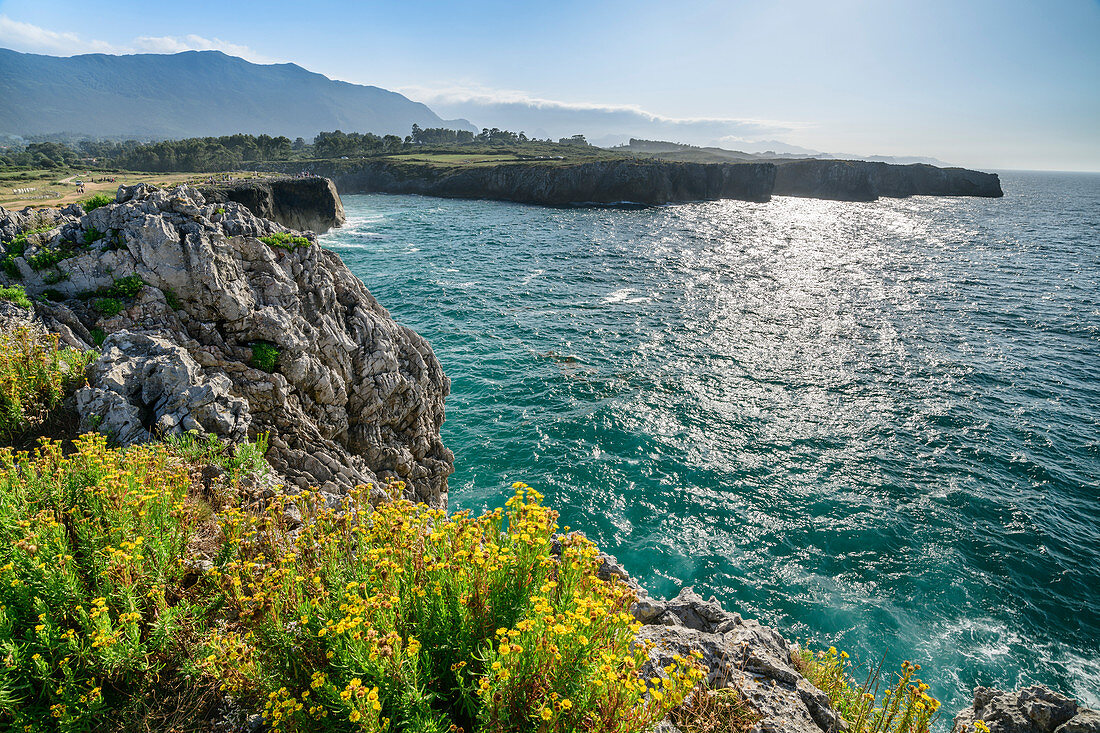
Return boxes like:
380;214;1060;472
0;47;474;140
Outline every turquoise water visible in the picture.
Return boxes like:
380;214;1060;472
321;172;1100;718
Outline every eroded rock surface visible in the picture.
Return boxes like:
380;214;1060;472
623;575;842;733
952;686;1100;733
0;185;452;505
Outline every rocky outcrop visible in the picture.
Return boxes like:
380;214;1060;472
772;159;1003;201
952;687;1100;733
0;186;452;506
273;159;777;205
578;542;843;733
197;176;346;233
75;331;252;446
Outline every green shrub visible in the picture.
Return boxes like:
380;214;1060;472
202;482;702;732
42;270;69;285
89;328;106;347
79;193;115;212
0;437;203;729
250;341;280;372
795;647;940;733
27;247;76;272
162;286;182;311
0;285;31;309
215;207;226;215
1;225;55;280
0;257;21;280
0;441;703;732
103;274;144;299
83;227;107;245
258;231;311;251
91;297;124;318
0;325;93;439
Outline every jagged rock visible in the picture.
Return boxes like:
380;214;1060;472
75;331;251;445
951;686;1100;733
0;184;453;506
634;585;842;733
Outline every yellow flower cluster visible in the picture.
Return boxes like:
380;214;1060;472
797;647;941;733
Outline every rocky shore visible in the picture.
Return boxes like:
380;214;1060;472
1;185;1090;733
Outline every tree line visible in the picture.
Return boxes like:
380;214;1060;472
0;126;592;172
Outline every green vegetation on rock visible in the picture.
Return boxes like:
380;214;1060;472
258;231;311;250
0;325;94;439
79;193;115;212
795;647;940;733
250;341;280;372
0;284;31;309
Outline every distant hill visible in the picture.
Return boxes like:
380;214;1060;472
0;48;475;140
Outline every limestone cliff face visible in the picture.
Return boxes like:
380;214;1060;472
772;159;1004;201
197;176;346;233
292;159;777;205
0;185;452;506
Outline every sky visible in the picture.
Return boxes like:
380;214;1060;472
1;0;1098;170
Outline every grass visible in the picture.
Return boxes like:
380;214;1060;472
0;284;32;309
258;232;311;251
0;325;94;440
162;430;269;484
669;687;760;733
795;646;940;733
250;341;280;372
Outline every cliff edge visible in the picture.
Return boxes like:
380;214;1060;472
0;184;451;506
197;175;346;233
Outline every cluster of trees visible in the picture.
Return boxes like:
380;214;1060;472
0;126;596;172
0;142;83;169
313;130;404;158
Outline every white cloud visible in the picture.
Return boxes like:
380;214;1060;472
0;14;117;54
0;15;275;63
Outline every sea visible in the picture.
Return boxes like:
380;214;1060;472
320;171;1100;721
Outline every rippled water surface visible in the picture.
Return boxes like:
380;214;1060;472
321;172;1100;717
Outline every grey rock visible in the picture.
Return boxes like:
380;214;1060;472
1;184;452;506
952;686;1095;733
75;331;251;445
638;587;842;733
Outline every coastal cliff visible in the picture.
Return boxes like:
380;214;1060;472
273;158;777;205
257;156;1002;206
771;159;1004;201
0;185;451;506
197;175;346;233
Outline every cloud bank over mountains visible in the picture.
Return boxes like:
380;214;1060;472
402;84;814;152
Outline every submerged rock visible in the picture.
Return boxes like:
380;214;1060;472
952;686;1100;733
0;184;453;505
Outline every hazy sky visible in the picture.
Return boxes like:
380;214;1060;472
1;0;1098;170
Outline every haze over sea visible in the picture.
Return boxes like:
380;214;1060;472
321;172;1100;721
